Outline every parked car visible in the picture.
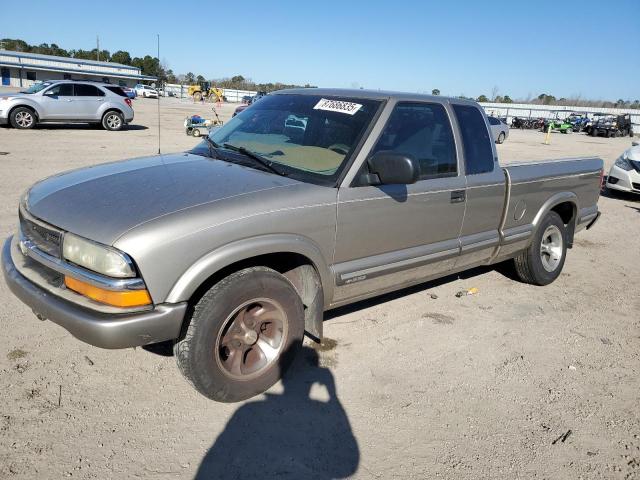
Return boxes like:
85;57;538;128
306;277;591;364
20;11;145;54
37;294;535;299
232;92;267;117
122;87;136;99
590;114;634;138
488;116;509;143
605;142;640;194
134;84;158;98
2;89;603;402
0;80;134;131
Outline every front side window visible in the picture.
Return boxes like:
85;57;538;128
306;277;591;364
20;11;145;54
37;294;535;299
488;116;500;126
452;104;494;175
371;102;457;179
45;84;73;96
195;94;382;185
74;84;105;97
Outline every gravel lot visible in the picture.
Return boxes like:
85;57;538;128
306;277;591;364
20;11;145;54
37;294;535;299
0;96;639;479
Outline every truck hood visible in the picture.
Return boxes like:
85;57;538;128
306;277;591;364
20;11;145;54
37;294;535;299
26;153;299;245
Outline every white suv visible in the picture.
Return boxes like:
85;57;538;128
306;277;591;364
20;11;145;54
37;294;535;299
0;80;134;131
134;84;158;98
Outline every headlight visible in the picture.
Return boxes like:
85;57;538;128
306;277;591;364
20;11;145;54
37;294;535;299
63;233;135;278
614;154;633;171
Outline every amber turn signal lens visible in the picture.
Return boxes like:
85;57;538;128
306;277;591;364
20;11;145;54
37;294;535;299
64;276;152;308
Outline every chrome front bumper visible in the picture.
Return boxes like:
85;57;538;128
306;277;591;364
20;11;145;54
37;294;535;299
2;237;187;349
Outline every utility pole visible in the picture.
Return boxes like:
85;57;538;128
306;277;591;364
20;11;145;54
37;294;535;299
157;33;161;155
96;36;100;61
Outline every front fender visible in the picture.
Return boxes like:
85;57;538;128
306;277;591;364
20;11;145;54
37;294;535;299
165;234;333;306
8;99;43;119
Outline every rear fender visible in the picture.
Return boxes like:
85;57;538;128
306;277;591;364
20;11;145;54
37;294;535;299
531;192;578;243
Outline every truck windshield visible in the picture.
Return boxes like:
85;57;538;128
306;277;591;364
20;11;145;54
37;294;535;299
195;94;381;185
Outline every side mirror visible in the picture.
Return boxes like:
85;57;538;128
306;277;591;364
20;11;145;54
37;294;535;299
367;151;420;185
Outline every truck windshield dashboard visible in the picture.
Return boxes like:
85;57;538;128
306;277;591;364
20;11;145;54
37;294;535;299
192;94;381;185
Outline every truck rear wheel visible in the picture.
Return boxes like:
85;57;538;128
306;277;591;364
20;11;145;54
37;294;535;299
174;267;304;402
513;211;567;286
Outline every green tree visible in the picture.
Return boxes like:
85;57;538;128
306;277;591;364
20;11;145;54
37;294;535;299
502;95;513;103
476;94;489;102
431;88;440;96
196;75;206;83
165;69;177;84
185;72;195;84
111;50;132;65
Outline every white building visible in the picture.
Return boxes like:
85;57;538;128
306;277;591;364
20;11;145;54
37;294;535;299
0;50;156;88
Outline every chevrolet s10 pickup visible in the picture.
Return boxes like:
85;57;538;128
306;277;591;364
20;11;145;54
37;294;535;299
2;89;603;402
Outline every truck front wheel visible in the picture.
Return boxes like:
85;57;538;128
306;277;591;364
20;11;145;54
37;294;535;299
513;211;567;286
174;267;304;402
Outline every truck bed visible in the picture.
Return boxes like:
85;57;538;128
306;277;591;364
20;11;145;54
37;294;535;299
496;157;603;260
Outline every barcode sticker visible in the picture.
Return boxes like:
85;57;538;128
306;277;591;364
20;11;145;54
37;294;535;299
313;98;363;115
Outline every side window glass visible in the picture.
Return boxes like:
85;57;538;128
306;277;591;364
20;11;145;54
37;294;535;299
371;102;457;179
75;84;105;97
46;84;73;96
452;105;494;175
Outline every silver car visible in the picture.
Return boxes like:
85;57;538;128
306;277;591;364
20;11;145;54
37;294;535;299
488;116;509;143
0;80;134;131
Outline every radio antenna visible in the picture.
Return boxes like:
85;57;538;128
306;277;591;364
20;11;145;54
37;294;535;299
157;33;161;155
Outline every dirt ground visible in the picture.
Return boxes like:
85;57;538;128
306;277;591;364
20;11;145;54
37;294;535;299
0;95;639;479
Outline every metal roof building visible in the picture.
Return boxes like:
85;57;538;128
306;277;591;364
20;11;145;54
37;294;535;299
0;50;156;88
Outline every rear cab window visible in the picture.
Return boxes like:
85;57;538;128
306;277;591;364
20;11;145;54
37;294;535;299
452;105;495;175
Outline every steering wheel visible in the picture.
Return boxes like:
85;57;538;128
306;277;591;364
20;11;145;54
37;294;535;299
327;143;350;155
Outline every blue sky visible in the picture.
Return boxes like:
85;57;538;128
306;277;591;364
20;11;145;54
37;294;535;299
3;0;639;100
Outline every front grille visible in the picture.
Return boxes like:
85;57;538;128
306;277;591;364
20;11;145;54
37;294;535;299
633;183;640;191
19;210;62;258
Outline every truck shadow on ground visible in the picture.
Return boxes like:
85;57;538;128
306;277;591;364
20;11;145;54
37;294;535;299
195;346;359;480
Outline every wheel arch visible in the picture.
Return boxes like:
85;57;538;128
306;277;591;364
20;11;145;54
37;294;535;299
532;193;578;246
166;235;332;340
8;103;40;121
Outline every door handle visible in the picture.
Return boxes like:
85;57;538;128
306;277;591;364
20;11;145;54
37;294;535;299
450;190;466;203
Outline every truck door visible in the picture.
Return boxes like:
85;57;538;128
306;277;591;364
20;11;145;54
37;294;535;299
333;101;466;304
39;83;75;119
450;104;506;269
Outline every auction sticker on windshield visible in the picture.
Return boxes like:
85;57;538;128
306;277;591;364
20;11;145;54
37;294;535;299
313;98;363;115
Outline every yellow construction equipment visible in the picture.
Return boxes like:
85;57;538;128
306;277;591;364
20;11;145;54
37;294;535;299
188;82;225;103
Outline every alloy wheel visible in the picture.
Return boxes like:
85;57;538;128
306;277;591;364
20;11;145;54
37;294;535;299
540;225;563;272
215;298;287;380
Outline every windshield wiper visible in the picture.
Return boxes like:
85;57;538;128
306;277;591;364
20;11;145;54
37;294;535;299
222;143;286;176
203;136;221;158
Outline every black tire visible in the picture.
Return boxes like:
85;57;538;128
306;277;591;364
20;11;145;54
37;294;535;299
192;128;201;137
497;132;506;144
9;106;36;129
591;128;597;137
174;267;304;402
513;211;568;286
102;111;124;131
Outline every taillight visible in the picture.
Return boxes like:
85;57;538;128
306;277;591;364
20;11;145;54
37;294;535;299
125;98;132;107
